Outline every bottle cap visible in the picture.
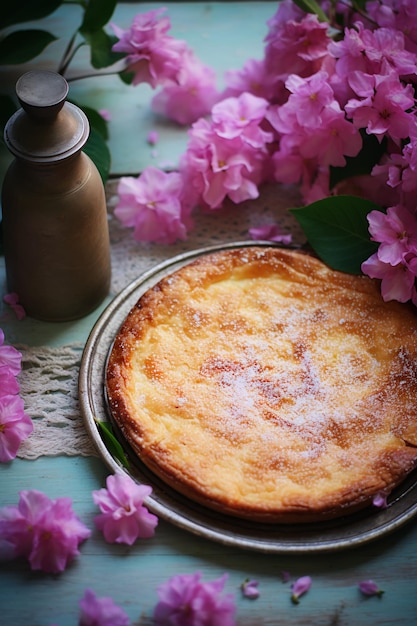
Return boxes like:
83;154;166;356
4;70;89;163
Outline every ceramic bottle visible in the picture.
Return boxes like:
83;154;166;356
1;70;111;321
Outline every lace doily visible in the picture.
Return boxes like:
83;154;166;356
17;344;97;459
107;180;305;296
17;180;304;459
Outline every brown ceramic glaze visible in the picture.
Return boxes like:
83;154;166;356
2;70;111;321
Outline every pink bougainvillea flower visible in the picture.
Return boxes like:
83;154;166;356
362;26;417;76
0;330;30;461
181;133;261;209
222;58;279;103
330;22;417;79
114;167;192;244
113;8;220;124
366;205;417;266
358;580;384;597
249;224;292;245
345;72;416;141
284;71;335;128
0;490;90;572
0;328;22;376
329;21;417;104
28;497;91;573
372;492;389;508
300;102;362;168
93;473;158;545
366;0;417;53
79;588;130;626
180;98;272;210
267;69;362;202
268;71;363;165
241;578;260;599
154;571;236;626
291;575;312;604
3;293;26;320
0;367;19;397
152;49;220;125
362;203;417;305
264;7;330;82
211;92;272;148
328;23;369;83
0;490;56;562
0;394;33;462
111;8;188;88
361;253;416;303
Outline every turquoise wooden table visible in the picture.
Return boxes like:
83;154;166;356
1;3;417;625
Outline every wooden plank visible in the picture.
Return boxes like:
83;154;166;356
1;456;417;626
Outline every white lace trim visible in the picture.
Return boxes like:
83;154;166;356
17;181;304;459
17;344;97;459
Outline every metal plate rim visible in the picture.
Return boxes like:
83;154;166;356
79;241;417;554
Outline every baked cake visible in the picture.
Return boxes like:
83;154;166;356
106;246;417;523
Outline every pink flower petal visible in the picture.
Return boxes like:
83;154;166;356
241;578;260;599
151;50;220;125
154;571;236;626
358;580;384;597
373;492;389;508
0;490;90;572
0;395;33;462
291;575;312;604
249;224;293;244
79;588;130;626
0;331;22;376
0;367;20;397
28;496;91;573
3;293;26;321
115;168;191;244
93;473;158;545
111;8;188;89
147;130;159;145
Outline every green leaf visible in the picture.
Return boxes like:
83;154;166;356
118;70;135;86
82;29;124;69
68;100;111;181
0;30;57;64
84;127;111;184
292;0;329;22
80;0;118;33
79;104;109;140
95;419;130;469
290;195;383;274
0;0;63;30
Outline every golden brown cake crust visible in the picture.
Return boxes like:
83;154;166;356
106;247;417;523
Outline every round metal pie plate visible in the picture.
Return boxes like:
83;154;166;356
79;241;417;553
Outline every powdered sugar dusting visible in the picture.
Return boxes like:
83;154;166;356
128;248;417;504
